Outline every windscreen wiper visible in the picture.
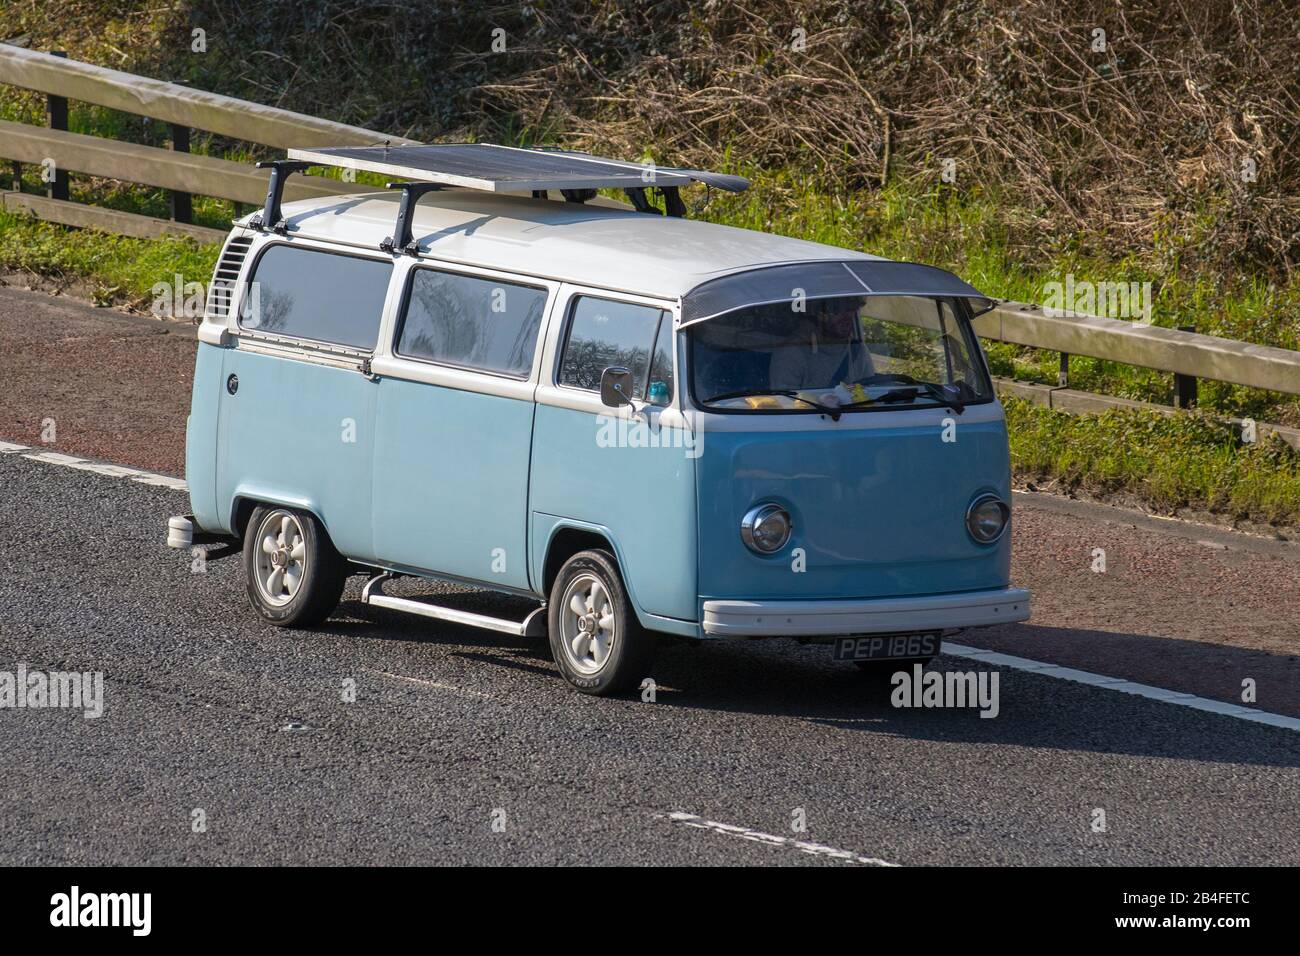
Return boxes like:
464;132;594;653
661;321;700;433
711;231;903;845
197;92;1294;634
918;381;965;414
844;387;921;405
702;388;842;421
841;379;966;414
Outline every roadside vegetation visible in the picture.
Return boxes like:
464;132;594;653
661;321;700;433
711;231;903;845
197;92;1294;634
2;0;1298;525
1005;398;1300;525
0;207;216;306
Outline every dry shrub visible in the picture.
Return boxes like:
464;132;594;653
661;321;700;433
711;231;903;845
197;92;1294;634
477;1;1300;275
6;0;1299;274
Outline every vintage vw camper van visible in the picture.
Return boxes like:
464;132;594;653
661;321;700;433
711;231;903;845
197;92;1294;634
169;144;1030;694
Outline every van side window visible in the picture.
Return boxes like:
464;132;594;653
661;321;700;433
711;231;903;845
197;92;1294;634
397;269;548;377
559;297;672;404
645;312;675;405
238;244;391;350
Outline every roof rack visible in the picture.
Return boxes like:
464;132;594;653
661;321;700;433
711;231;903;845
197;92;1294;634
285;142;748;221
249;159;313;233
380;182;444;255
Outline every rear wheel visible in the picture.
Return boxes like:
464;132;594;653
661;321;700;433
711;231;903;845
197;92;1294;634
243;505;347;627
548;549;656;695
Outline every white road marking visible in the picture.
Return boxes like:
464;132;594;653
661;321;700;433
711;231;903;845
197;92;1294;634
2;441;187;491
664;812;899;866
945;643;1300;732
364;669;494;699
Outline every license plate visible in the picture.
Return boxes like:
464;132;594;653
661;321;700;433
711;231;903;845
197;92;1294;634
832;633;940;662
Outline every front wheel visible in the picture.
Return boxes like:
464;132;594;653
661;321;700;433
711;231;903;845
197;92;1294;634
243;505;346;627
548;549;656;695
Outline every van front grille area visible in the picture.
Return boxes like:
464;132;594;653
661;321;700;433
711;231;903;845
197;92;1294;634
203;234;254;321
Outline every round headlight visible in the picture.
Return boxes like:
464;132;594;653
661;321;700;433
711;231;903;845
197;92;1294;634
966;494;1010;543
741;504;793;554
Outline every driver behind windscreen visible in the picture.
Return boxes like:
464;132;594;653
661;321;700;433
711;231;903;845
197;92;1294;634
768;298;872;391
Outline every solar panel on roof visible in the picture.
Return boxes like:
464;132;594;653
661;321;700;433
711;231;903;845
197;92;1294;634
286;143;733;193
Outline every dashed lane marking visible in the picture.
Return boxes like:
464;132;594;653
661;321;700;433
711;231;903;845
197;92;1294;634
664;812;900;866
945;642;1300;733
1;441;187;491
364;669;495;699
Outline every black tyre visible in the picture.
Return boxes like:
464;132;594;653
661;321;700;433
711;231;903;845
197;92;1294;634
547;549;656;695
243;505;347;627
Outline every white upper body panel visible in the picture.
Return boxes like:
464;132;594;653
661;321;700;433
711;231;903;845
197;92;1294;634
245;189;883;300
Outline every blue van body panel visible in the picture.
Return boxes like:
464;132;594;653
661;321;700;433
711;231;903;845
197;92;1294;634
213;349;377;557
694;414;1013;603
186;342;224;532
528;513;699;635
370;377;534;590
529;404;698;622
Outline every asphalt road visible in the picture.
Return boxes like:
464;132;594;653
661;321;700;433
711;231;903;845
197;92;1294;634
5;282;1300;713
2;450;1298;865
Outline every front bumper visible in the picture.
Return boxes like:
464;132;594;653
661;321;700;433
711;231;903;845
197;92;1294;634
701;587;1031;638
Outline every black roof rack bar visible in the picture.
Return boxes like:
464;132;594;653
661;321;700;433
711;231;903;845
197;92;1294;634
623;187;662;215
621;186;686;217
251;160;313;233
560;188;597;204
661;186;687;218
380;181;444;255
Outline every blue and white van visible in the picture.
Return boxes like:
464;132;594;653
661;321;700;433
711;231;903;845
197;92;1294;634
169;145;1030;694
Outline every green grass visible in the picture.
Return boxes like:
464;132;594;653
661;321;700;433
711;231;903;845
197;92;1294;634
0;207;219;307
1004;397;1300;524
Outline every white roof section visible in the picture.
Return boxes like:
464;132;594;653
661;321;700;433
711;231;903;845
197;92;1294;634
259;189;882;299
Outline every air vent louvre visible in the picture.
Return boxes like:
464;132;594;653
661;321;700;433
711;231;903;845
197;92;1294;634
203;235;254;321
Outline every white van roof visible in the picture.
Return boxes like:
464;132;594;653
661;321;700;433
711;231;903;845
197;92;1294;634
255;189;883;300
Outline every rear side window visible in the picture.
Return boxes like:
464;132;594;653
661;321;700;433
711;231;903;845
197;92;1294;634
396;269;548;378
239;244;392;350
558;296;673;405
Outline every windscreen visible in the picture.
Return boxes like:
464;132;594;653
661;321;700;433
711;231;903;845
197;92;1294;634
689;295;993;413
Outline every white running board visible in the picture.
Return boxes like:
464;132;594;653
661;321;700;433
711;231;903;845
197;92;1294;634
361;573;548;638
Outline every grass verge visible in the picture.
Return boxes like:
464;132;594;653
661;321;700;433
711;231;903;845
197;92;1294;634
0;207;218;307
1005;397;1300;526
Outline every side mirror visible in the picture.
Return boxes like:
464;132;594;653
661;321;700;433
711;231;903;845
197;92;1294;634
599;366;635;408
